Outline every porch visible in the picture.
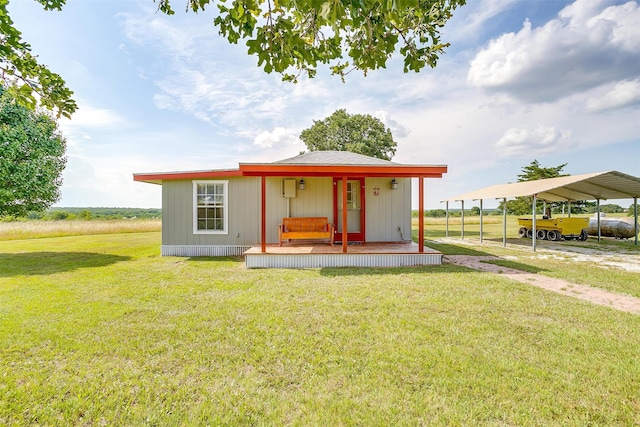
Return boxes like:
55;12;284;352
244;241;442;268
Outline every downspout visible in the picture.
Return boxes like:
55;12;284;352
502;197;507;248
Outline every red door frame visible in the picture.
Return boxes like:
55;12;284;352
333;177;366;243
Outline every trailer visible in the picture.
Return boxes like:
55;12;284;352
517;217;589;241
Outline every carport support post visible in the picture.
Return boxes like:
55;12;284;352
479;199;484;243
597;199;601;242
634;197;638;246
261;175;266;253
445;201;449;238
461;200;465;240
342;176;348;253
502;198;507;247
532;195;537;252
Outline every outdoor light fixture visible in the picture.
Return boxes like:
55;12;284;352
391;178;398;190
298;179;306;190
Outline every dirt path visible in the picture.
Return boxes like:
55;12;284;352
444;255;640;315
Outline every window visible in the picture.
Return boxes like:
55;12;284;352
347;181;359;209
193;181;228;234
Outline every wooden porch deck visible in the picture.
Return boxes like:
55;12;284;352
244;241;442;268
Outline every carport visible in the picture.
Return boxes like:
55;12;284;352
443;170;640;250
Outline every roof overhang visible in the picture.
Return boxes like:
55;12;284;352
134;163;447;184
238;163;447;178
133;169;242;185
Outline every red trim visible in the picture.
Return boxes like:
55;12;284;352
261;176;266;253
134;165;447;182
133;169;242;183
419;176;425;253
342;177;348;253
333;178;365;244
360;180;366;243
239;164;447;178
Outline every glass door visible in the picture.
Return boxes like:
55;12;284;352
333;178;365;242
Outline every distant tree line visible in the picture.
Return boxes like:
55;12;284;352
413;208;503;218
1;207;161;222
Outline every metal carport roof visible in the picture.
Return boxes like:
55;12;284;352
442;170;640;248
444;171;640;203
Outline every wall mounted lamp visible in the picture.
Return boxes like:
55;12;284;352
390;178;398;190
298;179;306;190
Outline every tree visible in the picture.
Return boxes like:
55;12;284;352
2;0;465;117
517;160;568;181
300;109;396;160
599;204;624;214
158;0;466;81
498;160;594;216
0;0;77;118
0;86;67;217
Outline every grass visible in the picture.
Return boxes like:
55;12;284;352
1;223;640;425
0;219;162;240
416;215;640;298
416;214;639;244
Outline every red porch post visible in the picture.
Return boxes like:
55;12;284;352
261;175;266;253
418;176;424;253
342;176;348;253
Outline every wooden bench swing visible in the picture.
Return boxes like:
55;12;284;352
278;217;335;246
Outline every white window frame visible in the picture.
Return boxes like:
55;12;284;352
193;180;229;235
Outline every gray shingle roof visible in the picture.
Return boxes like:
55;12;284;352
274;151;397;165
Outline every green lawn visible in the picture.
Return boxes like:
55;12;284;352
418;215;640;298
1;230;640;425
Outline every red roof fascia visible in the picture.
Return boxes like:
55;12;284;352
133;169;242;183
238;164;447;178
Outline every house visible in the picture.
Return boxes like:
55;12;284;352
133;151;448;268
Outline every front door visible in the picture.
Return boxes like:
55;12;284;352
333;178;365;242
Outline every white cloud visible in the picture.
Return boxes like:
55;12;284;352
254;127;301;149
58;102;127;154
61;103;125;130
118;10;326;141
587;78;640;112
495;125;573;158
468;0;640;102
374;110;410;138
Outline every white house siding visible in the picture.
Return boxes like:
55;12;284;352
289;177;334;220
266;177;334;243
162;177;261;246
162;176;412;248
365;177;412;242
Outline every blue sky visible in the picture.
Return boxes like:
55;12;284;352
9;0;640;209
